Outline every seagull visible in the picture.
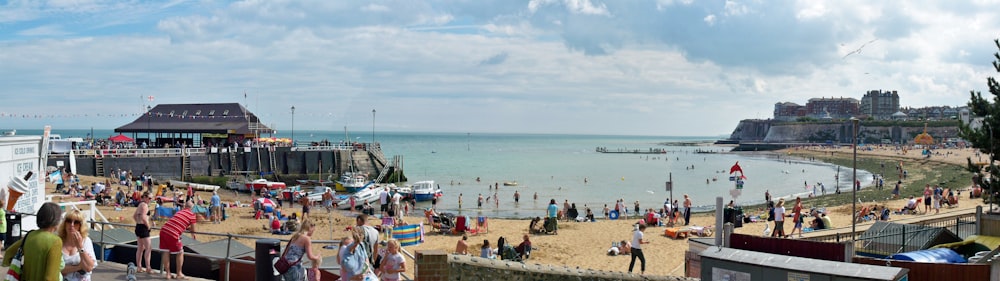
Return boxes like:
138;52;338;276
842;39;878;59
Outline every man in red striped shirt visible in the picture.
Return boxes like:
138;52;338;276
159;201;197;280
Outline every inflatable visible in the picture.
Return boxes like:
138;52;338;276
609;210;620;220
888;248;966;263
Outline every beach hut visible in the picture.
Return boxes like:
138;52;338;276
856;221;962;258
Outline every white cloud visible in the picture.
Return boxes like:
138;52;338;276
1;0;999;136
17;24;71;36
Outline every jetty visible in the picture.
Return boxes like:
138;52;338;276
595;147;667;154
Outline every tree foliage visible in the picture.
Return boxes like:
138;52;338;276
958;39;1000;204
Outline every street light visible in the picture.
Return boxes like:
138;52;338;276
372;109;376;145
291;106;295;146
851;117;859;241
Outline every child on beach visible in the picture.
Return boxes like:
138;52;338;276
307;256;322;281
380;239;406;281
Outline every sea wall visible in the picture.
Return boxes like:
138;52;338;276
414;250;699;281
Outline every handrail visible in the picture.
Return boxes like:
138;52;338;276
85;219;344;281
292;145;356;151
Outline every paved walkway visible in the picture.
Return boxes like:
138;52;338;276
1;261;213;281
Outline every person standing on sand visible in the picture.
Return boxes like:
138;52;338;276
923;184;933;214
683;195;692;226
771;199;786;238
787;197;803;238
547;199;559;235
628;224;649;275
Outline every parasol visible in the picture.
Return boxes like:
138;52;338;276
109;134;134;142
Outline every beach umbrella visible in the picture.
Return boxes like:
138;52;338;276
109;134;134;142
256;197;276;207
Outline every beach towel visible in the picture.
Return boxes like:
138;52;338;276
155;206;178;219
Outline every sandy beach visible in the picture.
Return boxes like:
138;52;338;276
55;145;988;278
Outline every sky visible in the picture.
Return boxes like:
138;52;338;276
1;0;999;137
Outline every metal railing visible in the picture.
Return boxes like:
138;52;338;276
291;145;356;151
77;219;415;281
805;210;978;247
67;148;207;158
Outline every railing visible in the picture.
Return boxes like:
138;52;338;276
805;209;978;251
291;145;356;151
65;148;208;158
77;219;416;281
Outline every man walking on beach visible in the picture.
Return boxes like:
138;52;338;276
683;194;692;226
210;191;222;224
629;224;649;275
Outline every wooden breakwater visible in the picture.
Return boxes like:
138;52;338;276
45;144;405;184
595;147;668;154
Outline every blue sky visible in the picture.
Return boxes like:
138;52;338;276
1;0;998;136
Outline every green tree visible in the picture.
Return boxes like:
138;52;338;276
958;39;1000;204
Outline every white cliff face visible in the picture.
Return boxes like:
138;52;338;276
729;120;959;144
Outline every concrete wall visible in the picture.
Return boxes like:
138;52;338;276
414;250;699;281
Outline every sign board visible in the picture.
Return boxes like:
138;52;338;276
665;181;673;192
0;135;44;232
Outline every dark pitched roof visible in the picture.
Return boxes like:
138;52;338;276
115;103;273;135
186;238;256;260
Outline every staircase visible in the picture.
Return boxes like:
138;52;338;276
181;153;192;181
373;160;394;184
95;157;105;177
229;151;239;173
268;147;280;181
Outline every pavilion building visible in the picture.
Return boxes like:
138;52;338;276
114;103;274;148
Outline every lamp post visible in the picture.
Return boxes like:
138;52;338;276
146;105;152;146
851;118;859;241
291;106;295;146
371;109;376;145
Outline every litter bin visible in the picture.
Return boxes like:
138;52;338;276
4;212;22;248
723;207;743;228
255;238;281;281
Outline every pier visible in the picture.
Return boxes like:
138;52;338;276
45;143;405;184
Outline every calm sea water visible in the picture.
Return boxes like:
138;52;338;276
17;128;873;218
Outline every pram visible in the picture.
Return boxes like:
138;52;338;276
497;236;523;262
428;212;456;234
543;217;558;234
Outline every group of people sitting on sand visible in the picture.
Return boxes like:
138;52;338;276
454;234;532;261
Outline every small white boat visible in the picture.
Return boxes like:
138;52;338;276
337;186;381;210
336;172;372;193
503;181;518;186
398;181;442;202
169;180;220;192
245;178;287;192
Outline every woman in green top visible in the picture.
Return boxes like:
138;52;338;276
3;202;64;281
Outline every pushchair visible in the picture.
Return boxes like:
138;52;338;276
543;217;558;234
497;236;522;262
429;212;456;234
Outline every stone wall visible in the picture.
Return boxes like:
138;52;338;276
415;250;699;281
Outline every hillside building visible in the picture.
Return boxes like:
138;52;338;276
860;90;900;120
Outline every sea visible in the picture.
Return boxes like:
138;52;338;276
16;128;873;218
